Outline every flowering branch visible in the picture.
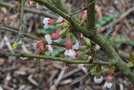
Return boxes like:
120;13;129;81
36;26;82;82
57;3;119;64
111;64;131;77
34;0;134;83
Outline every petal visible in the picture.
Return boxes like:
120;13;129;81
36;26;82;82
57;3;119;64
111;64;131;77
54;38;62;43
73;40;79;50
57;16;63;23
43;18;50;24
47;45;53;54
78;64;84;68
94;76;104;84
45;35;52;44
81;66;88;73
44;24;49;29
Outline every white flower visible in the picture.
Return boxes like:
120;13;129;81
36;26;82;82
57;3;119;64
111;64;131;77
94;76;104;84
57;16;63;23
43;18;50;29
47;45;53;53
64;49;76;59
78;64;83;68
44;24;49;29
78;64;88;73
45;45;53;55
54;38;62;43
81;66;88;73
45;35;52;44
43;18;50;24
80;33;84;38
103;82;113;88
73;40;79;50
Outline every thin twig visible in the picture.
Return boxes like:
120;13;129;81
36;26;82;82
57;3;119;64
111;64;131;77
0;26;41;40
0;1;57;19
69;0;97;16
0;51;113;65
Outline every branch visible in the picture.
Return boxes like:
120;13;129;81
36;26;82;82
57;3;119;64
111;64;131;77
0;1;57;19
0;26;65;47
0;51;113;65
51;0;69;14
69;0;97;16
0;26;41;40
87;0;96;35
34;0;134;83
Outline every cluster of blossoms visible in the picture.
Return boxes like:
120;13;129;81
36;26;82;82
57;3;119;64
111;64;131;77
35;11;114;89
35;15;90;73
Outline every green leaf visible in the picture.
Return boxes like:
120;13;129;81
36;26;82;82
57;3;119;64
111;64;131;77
37;25;58;34
88;64;95;70
112;66;116;69
84;37;91;47
90;66;97;75
96;24;101;27
95;66;102;76
49;25;59;29
12;42;17;49
52;48;65;57
98;20;106;25
102;67;110;72
127;62;134;67
129;53;134;62
104;17;111;21
37;29;56;34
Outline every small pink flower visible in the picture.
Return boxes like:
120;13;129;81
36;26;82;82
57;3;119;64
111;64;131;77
82;11;87;17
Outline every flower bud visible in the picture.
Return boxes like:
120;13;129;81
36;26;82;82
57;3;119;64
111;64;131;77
37;40;45;52
106;75;113;82
37;40;45;47
109;69;114;76
50;32;59;40
82;11;87;17
66;40;73;50
48;19;56;25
